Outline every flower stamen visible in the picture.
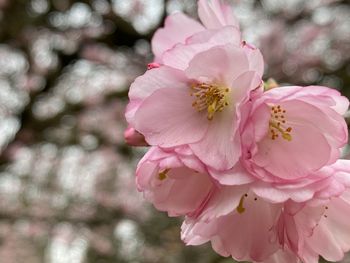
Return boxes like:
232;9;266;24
269;105;292;141
158;168;170;180
237;194;248;214
191;83;230;120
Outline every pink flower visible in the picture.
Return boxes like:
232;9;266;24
126;2;350;262
240;85;348;182
137;146;251;220
274;164;350;262
181;160;350;263
152;0;240;63
182;191;282;262
127;44;263;171
136;146;214;217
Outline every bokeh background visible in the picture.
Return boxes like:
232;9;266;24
0;0;349;262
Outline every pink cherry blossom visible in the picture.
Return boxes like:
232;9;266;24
182;192;282;262
181;160;350;263
127;44;263;171
152;0;239;63
241;85;349;182
136;146;214;217
274;172;350;262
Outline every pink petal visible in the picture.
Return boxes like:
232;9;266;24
209;162;255;185
126;66;188;124
198;185;249;221
263;249;301;263
134;87;209;147
306;194;350;261
128;66;188;101
151;12;204;61
231;71;263;102
243;43;265;77
162;26;241;70
183;195;282;261
198;0;240;29
185;44;249;86
190;109;238;171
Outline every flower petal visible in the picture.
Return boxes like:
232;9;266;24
190;109;238;170
185;45;250;86
151;12;204;61
198;0;239;29
182;195;281;261
198;185;249;221
134;87;209;147
162;26;241;70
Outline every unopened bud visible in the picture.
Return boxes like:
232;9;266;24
124;126;149;146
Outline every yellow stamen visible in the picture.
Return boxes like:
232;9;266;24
269;105;292;141
190;82;230;121
236;195;247;214
158;169;170;181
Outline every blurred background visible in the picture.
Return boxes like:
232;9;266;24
0;0;349;262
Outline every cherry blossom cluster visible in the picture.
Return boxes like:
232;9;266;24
125;1;350;262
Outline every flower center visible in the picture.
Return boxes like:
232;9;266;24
190;83;230;120
158;168;170;180
269;105;292;141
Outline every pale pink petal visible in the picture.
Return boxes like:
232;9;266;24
243;43;265;77
186;25;241;45
134;87;209;147
262;249;301;263
306;193;350;261
252;182;317;203
209;162;255;185
126;66;188;123
151;12;204;61
190;108;238;171
198;185;249;221
181;219;210;246
182;195;281;262
162;26;241;70
231;71;263;102
128;66;188;101
198;0;239;29
254;85;349;115
185;45;249;86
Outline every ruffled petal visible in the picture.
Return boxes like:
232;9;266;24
209;162;255;185
136;147;213;217
252;101;333;179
